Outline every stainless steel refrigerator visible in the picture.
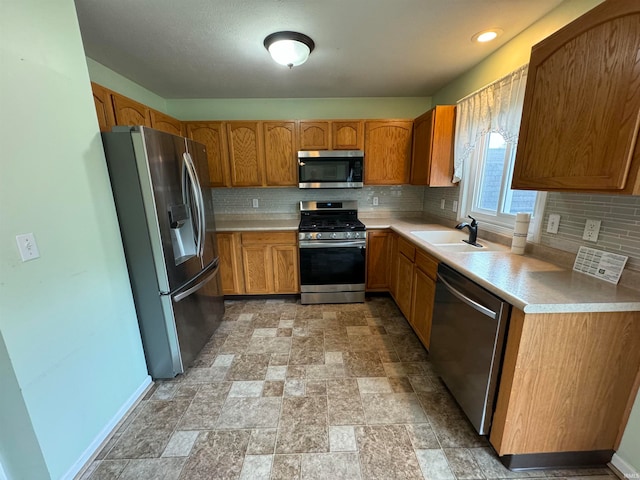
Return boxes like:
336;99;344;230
102;126;224;379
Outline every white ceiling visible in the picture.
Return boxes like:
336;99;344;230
74;0;564;99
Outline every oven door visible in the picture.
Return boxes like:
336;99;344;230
299;240;366;303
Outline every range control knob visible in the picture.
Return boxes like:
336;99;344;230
331;232;337;239
345;232;352;238
316;233;322;239
305;233;312;240
354;232;360;238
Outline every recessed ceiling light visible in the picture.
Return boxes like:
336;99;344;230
472;28;503;43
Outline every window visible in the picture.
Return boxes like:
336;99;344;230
454;65;545;239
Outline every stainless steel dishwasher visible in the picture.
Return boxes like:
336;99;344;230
430;263;511;435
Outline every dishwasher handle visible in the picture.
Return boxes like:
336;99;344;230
436;272;497;320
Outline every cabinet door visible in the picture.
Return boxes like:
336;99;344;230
242;245;272;293
364;121;413;185
395;252;414;319
366;230;392;290
410;267;435;349
411;106;455;186
150;109;183;136
111;93;152;127
186;122;230;188
272;245;299;293
389;233;399;299
216;232;244;294
227;122;265;186
91;82;115;132
299;121;330;150
332;121;364;150
512;1;640;194
264;122;297;186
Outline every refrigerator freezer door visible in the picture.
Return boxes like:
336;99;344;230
169;258;223;372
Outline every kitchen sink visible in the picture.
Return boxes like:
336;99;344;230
411;230;468;244
434;242;500;253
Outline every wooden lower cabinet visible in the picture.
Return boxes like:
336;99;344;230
216;232;244;294
490;308;640;456
217;231;299;295
395;246;415;319
365;230;392;290
409;251;438;349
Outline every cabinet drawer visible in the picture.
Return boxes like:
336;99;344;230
398;237;416;261
241;231;297;245
415;250;438;280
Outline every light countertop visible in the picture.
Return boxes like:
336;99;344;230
211;214;640;314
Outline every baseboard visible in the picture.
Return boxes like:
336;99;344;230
610;453;640;480
62;375;152;480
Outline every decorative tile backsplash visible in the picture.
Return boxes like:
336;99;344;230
422;186;460;222
541;193;640;271
210;186;426;216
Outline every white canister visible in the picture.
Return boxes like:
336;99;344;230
511;212;530;255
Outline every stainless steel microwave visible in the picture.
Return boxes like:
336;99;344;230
298;150;364;188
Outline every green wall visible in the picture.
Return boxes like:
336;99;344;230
166;97;432;120
0;1;149;478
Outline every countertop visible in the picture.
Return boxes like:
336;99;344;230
211;214;640;314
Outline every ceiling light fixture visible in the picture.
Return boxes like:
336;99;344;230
472;28;503;43
264;31;315;68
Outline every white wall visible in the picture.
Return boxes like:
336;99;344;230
0;1;149;478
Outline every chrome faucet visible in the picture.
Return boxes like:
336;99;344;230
456;215;480;246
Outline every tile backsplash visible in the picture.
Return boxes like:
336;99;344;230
541;193;640;271
210;186;426;216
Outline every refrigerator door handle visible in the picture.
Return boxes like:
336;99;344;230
172;260;219;303
183;152;207;261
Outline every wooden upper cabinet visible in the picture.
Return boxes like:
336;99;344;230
332;121;364;150
150;109;183;136
264;121;297;186
512;0;640;194
91;82;115;132
227;121;265;186
186;122;230;188
111;92;152;127
299;121;330;150
364;120;413;185
411;106;456;186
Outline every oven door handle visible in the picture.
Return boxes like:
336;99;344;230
299;240;366;249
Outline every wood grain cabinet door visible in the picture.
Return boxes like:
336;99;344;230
332;121;363;150
186;122;230;187
242;245;273;294
299;121;330;150
411;106;456;186
264;122;297;186
91;82;115;132
512;0;640;194
395;252;414;319
150;109;183;136
272;245;299;293
364;121;413;185
216;232;244;294
111;93;152;127
227;122;265;186
366;230;392;290
410;267;435;349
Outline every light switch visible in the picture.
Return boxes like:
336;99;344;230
547;214;560;234
16;233;40;262
452;200;458;212
373;197;379;206
252;198;259;208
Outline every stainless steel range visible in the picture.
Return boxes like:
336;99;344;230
298;201;366;304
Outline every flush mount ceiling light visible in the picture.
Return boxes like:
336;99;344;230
264;31;315;68
472;28;504;43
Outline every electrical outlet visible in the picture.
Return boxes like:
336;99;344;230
440;199;445;209
547;214;560;234
582;219;601;242
373;196;379;206
252;198;259;208
16;233;40;262
452;200;458;213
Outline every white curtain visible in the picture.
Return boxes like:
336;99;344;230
453;64;529;182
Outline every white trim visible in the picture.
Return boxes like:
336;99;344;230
62;375;152;480
610;453;640;480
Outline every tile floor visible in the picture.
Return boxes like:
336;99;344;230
80;297;617;480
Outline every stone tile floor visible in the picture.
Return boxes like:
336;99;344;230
80;297;617;480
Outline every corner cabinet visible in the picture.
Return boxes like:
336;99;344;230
150;109;183;136
91;82;115;132
512;0;640;194
411;106;456;186
364;120;413;185
111;92;152;127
